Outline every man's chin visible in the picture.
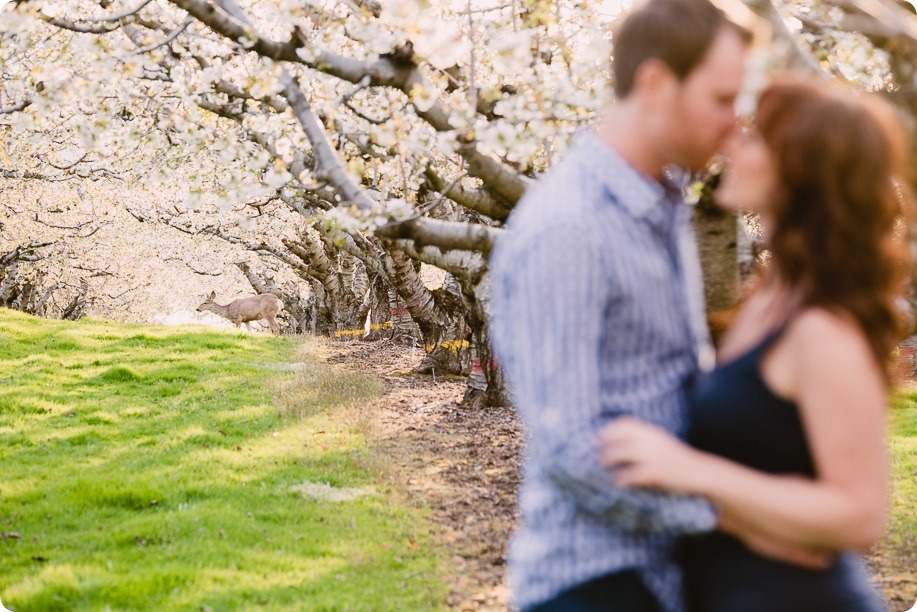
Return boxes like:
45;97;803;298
668;150;715;174
684;155;717;173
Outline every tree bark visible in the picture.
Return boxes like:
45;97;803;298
695;205;740;346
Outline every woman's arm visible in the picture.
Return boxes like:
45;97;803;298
716;510;832;568
601;309;889;552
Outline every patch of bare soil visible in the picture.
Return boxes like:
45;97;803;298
325;339;521;610
867;546;917;612
326;340;915;612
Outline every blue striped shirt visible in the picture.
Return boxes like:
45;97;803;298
489;132;717;612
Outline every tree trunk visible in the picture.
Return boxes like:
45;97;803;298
694;185;740;346
459;325;510;409
457;270;511;408
278;235;377;338
387;287;421;345
0;242;86;320
360;275;395;342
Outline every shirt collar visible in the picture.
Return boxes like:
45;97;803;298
574;131;686;229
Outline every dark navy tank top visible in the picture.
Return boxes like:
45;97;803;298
681;327;885;612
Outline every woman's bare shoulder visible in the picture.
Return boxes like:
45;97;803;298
788;307;864;342
785;307;879;379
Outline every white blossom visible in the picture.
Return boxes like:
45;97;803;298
489;30;533;77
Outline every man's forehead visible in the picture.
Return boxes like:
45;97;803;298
692;31;747;81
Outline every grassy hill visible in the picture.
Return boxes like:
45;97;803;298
876;391;917;609
0;309;446;611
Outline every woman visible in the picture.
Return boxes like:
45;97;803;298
600;77;912;611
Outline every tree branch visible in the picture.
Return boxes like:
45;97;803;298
740;0;823;74
199;81;322;196
165;0;529;204
835;0;917;41
37;150;88;171
133;16;194;54
0;99;32;114
374;216;503;254
0;168;73;181
423;167;512;221
82;0;155;23
162;255;224;276
279;70;374;209
393;240;486;281
37;12;121;34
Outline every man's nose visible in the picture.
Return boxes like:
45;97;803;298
723;112;739;135
722;130;741;154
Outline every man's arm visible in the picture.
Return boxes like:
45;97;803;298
490;221;716;535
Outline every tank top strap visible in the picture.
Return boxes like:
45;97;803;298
750;321;792;361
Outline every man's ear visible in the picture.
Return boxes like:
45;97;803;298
632;59;678;107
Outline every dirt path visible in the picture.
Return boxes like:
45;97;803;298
326;340;520;610
326;340;915;611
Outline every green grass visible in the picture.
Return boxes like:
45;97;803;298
0;308;446;611
886;392;917;563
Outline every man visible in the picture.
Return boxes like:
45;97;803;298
489;1;750;610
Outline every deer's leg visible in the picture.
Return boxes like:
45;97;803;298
267;315;279;335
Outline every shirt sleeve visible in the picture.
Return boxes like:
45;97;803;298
490;221;716;536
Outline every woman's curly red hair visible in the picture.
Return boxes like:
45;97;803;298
756;77;913;377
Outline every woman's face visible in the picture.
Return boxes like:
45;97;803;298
714;125;779;216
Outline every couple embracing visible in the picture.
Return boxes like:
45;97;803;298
490;0;912;611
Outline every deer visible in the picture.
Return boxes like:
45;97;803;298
196;291;284;335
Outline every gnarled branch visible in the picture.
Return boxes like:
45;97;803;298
374;216;503;254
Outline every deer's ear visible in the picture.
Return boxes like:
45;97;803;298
210;291;216;299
